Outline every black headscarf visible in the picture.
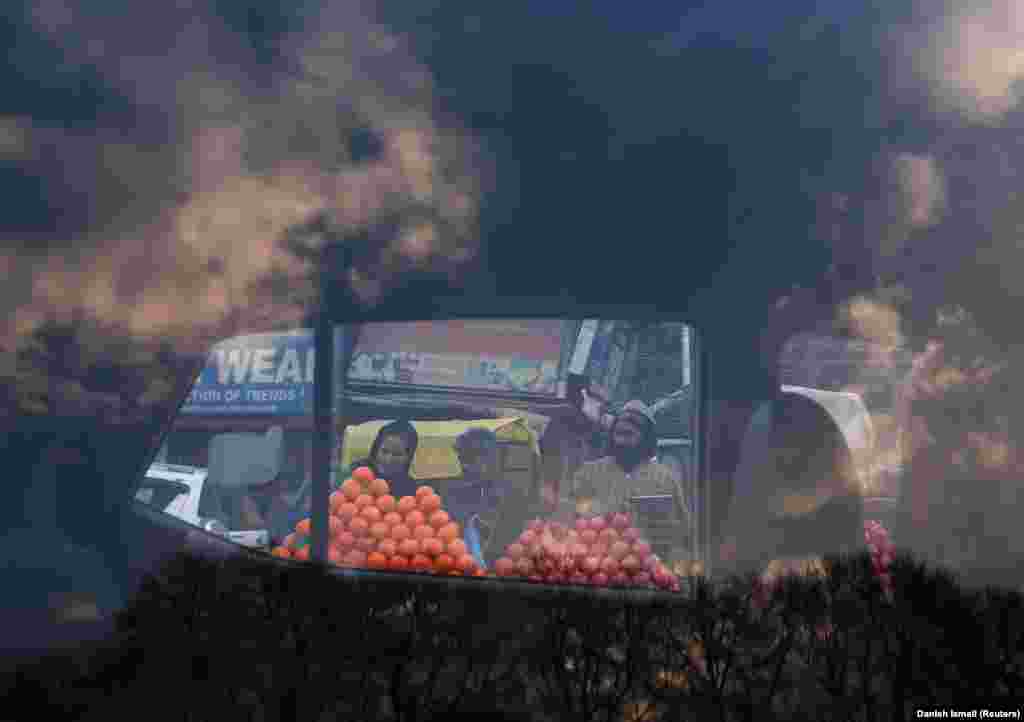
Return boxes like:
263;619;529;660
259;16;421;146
357;420;420;498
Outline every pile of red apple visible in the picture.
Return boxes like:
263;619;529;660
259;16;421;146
491;511;681;592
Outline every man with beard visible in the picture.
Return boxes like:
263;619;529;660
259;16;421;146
559;400;691;568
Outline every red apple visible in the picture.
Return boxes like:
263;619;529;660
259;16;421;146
591;543;609;559
517;557;535;576
527;518;544;532
494;557;516;577
653;566;674;589
592;572;609;586
565;529;580;544
582;556;601;575
622;527;641;543
581;529;598;546
519;530;536;547
611;512;632;530
609;541;630;560
549;522;567;539
575;518;590;533
621;555;641;574
601;557;620;576
547;542;567;560
599;528;619;544
507;543;525;560
589;516;607;533
571;542;589;560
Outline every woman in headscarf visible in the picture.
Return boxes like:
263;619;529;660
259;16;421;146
343;420;421;499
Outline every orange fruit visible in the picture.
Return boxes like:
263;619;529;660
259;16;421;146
350;517;370;537
329;490;346;511
419;494;442;513
447;538;468;558
369;478;391;497
376;494;396;513
356;536;377;552
391;523;412;542
405;510;426;528
399;538;421;557
328;516;344;538
388;555;410;572
433;553;455;573
328;546;344;565
473;569;487;578
429;510;450;529
355;494;375;510
378;539;398;558
410;554;433;572
397;496;417;515
283;533;298;549
383;511;403;527
361;506;382;524
271;546;291;559
367;551;388;569
294;546;311;561
438;523;461;542
296;518;312;536
413;524;436;541
337;531;355;549
341;478;362;501
337;502;358;522
370;522;391;540
456;554;477;574
422;538;445;557
416;485;435;499
353;466;376;485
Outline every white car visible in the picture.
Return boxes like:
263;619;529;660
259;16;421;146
138;462;271;549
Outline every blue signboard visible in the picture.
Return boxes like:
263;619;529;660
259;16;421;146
181;331;314;416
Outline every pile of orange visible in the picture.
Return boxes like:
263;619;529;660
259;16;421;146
272;466;484;577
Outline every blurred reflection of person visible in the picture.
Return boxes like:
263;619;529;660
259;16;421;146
558;400;692;567
718;392;865;577
444;428;504;566
341;420;421;499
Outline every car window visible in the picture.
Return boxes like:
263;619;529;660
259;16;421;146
152;318;702;589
